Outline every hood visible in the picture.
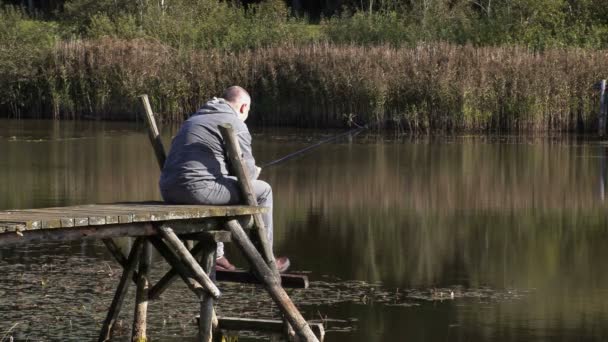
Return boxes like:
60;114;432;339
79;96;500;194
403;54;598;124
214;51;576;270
193;97;238;117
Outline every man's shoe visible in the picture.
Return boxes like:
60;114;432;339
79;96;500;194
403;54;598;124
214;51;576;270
216;256;236;272
275;256;291;273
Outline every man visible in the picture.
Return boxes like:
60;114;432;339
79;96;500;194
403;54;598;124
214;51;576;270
159;86;290;272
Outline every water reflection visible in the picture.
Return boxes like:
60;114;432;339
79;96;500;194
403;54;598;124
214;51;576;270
1;120;608;341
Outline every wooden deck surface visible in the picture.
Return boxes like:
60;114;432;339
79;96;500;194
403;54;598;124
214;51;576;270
0;202;266;233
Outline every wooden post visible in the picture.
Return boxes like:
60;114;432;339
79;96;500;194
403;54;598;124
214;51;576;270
218;124;280;281
224;219;318;342
155;224;221;299
139;94;167;169
132;241;151;342
198;239;216;342
599;80;607;137
98;238;144;342
102;238;140;284
149;236;208;295
149;239;209;300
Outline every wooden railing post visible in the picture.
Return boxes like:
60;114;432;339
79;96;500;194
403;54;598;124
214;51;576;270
139;94;167;169
98;238;144;342
599;80;607;137
218;124;281;281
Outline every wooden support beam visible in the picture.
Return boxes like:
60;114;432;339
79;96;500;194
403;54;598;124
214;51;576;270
132;241;151;342
216;271;308;289
149;236;206;296
0;220;230;248
102;238;140;284
215;317;324;341
218;124;280;281
155;224;221;299
600;80;607;137
148;239;209;300
224;219;318;342
198;239;216;342
98;238;144;342
139;94;167;169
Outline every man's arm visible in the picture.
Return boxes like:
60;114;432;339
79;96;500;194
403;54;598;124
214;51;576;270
236;130;261;180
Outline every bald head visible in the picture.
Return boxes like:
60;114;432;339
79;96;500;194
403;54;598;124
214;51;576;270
223;86;251;121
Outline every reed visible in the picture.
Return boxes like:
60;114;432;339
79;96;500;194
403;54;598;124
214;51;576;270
1;35;607;132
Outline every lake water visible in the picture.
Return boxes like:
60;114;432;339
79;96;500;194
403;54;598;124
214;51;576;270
1;119;608;341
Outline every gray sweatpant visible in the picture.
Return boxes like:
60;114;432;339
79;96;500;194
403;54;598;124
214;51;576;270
161;176;273;258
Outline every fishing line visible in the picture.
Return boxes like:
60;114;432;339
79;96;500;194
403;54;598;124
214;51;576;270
261;124;368;168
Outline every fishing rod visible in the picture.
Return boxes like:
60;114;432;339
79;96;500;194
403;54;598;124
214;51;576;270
261;123;369;168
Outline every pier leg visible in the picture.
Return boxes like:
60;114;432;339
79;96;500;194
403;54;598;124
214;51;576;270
132;241;151;342
599;79;607;137
102;238;140;284
149;236;207;296
98;238;144;342
198;239;216;342
155;224;221;299
149;240;208;300
224;219;318;342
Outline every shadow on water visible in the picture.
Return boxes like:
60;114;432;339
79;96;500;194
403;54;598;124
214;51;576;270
1;120;608;341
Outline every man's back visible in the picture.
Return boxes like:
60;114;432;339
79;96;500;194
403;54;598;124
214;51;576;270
159;98;257;192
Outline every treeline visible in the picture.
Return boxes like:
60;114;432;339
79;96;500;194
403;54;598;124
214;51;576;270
1;0;608;131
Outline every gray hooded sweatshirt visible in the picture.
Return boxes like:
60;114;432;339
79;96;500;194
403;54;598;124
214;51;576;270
159;98;259;192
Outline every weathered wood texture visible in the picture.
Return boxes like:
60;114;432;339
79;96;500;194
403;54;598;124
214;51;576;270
148;238;214;300
139;94;167;169
224;219;319;342
0;202;266;233
132;241;151;342
155;224;221;299
99;238;144;342
198;239;216;342
216;271;309;289
600;80;607;136
103;238;140;285
215;317;325;341
218;124;280;280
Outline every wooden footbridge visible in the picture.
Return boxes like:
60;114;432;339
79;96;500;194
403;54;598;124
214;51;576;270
0;96;324;342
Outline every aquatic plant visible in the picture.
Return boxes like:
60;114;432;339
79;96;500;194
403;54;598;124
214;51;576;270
23;39;608;132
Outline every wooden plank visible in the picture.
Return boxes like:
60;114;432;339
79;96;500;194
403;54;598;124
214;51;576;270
0;204;264;231
0;220;221;247
179;231;232;243
6;210;77;228
62;205;134;223
0;212;61;229
216;271;308;289
0;213;43;230
0;222;27;232
212;317;325;341
39;207;120;225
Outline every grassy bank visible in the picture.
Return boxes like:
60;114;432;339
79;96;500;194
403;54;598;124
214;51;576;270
3;38;607;132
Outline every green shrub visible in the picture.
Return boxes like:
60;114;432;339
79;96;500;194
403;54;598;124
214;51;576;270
0;7;57;117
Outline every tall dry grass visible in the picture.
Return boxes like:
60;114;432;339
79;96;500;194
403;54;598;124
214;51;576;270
6;38;608;132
